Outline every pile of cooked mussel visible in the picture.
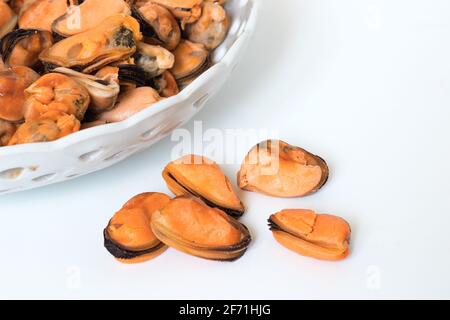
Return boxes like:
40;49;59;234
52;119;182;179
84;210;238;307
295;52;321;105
0;0;230;146
104;140;352;264
104;154;251;263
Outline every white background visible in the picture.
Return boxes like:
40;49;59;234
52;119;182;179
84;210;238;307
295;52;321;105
1;0;450;299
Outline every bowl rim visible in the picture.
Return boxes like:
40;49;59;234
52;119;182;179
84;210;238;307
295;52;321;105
0;0;258;156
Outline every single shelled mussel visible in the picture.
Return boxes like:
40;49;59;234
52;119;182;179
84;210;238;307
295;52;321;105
169;39;209;87
0;29;53;68
104;192;171;263
132;1;180;50
151;196;251;261
268;209;351;261
187;1;229;50
51;0;131;38
238;140;329;198
40;14;142;73
162;154;245;218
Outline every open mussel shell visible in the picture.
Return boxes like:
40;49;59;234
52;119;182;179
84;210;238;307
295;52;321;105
162;154;245;218
103;192;171;263
18;0;69;32
237;140;329;198
135;41;174;78
53;67;120;114
0;29;53;68
0;0;17;39
52;0;131;38
151;196;251;261
169;39;210;87
40;14;142;74
186;2;229;50
268;209;351;261
131;2;180;50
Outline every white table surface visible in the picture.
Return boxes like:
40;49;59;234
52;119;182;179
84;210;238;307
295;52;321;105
1;0;450;299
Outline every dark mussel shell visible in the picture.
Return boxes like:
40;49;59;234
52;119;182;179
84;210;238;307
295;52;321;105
151;196;251;261
154;70;179;97
0;28;52;68
103;228;167;261
131;2;180;50
117;63;151;87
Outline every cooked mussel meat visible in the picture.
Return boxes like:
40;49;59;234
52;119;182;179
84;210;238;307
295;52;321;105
0;29;53;68
18;0;68;31
0;56;6;70
94;86;160;123
53;67;120;114
95;63;149;90
268;209;351;261
132;2;180;50
0;66;39;121
154;70;179;97
169;39;209;87
237;140;329;198
104;192;171;263
187;1;228;50
151;196;251;261
162;154;245;218
135;41;174;78
0;0;231;147
0;0;17;39
23;72;90;121
205;0;227;4
149;0;203;28
39;14;142;73
52;0;131;38
8;0;25;14
7;110;80;145
0;118;17;146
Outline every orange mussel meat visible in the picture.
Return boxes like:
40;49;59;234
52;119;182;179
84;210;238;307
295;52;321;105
269;209;351;261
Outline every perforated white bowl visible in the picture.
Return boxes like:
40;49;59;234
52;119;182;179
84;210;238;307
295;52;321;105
0;0;258;195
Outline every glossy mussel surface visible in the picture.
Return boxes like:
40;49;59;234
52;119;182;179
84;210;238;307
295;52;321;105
39;14;142;73
268;209;351;261
104;192;171;263
151;196;251;261
163;154;245;218
238;140;329;198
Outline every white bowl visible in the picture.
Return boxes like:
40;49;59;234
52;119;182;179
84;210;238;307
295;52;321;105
0;0;258;195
